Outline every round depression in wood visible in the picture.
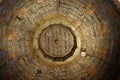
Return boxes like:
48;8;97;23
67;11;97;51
38;24;76;61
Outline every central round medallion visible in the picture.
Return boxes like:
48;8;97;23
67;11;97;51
38;24;76;61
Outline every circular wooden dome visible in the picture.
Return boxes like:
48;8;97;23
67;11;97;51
0;0;120;80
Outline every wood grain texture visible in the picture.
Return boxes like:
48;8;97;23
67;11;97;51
39;24;74;58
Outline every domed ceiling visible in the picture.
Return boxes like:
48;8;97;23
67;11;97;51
0;0;120;80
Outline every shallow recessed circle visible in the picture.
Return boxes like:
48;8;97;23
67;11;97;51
38;24;76;61
33;18;81;64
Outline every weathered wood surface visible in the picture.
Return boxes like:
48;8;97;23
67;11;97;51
0;0;120;80
39;24;74;57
